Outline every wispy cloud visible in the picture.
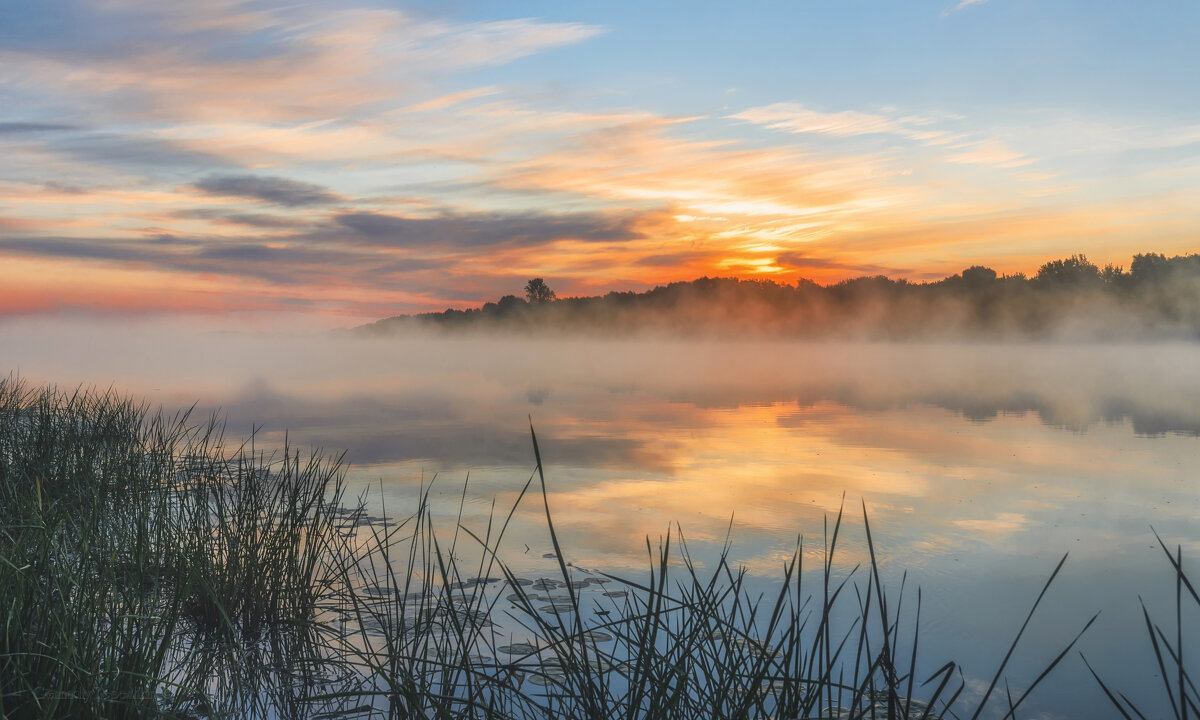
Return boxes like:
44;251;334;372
945;139;1033;168
0;5;603;124
945;0;990;15
775;252;911;277
193;175;341;207
331;211;646;249
729;104;909;138
730;102;1038;170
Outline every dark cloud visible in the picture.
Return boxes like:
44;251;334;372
0;234;353;286
363;258;452;276
776;251;910;277
52;132;231;170
637;252;707;267
194;243;286;262
332;211;643;248
183;243;380;284
172;208;310;229
193;175;340;207
41;181;89;194
0;122;77;134
0;236;149;263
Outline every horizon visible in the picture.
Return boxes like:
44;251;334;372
1;1;1198;327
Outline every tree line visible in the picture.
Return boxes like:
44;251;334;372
360;252;1200;340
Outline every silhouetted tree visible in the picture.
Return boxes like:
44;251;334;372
496;294;527;315
1101;263;1127;286
1130;253;1169;286
358;250;1200;340
1035;254;1101;288
524;278;556;303
961;265;998;289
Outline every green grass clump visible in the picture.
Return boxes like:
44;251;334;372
0;379;350;718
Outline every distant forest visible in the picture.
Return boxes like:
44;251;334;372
359;252;1200;340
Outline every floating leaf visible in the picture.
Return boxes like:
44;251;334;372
580;630;613;642
496;642;541;655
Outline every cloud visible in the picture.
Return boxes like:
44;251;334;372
775;252;911;277
0;4;603;124
946;139;1034;168
728;103;961;148
0;205;658;305
953;512;1032;537
947;0;990;14
729;103;1037;169
496;116;901;222
0;122;77;134
0;235;150;263
331;211;645;249
171;208;310;229
637;252;712;267
36;131;232;171
400;86;503;114
729;103;904;138
192;174;340;207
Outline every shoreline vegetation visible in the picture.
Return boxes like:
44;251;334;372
358;252;1200;340
1;380;1195;719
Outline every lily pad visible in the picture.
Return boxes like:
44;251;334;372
580;630;613;642
525;672;564;687
506;592;541;604
496;642;541;655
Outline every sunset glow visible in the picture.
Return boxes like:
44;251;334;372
2;1;1197;323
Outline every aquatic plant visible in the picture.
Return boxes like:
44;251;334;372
1083;532;1198;719
0;378;1177;719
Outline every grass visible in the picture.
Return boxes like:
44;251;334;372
0;378;1192;719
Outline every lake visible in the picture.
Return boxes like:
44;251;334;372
3;317;1197;718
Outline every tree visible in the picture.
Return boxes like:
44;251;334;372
961;265;998;289
1034;254;1101;288
1130;253;1168;286
524;278;556;303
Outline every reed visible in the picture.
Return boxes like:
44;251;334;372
1082;531;1198;719
0;378;1181;719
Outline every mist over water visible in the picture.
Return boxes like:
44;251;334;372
2;317;1198;717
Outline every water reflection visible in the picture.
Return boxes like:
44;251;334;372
2;321;1196;554
2;319;1198;717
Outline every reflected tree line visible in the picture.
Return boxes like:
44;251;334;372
364;252;1200;339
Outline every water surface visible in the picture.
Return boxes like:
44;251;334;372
3;318;1197;718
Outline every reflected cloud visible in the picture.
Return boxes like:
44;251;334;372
1;326;1195;550
953;512;1034;537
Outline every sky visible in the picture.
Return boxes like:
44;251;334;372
1;0;1198;324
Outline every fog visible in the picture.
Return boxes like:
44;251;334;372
5;318;1200;468
364;255;1200;342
